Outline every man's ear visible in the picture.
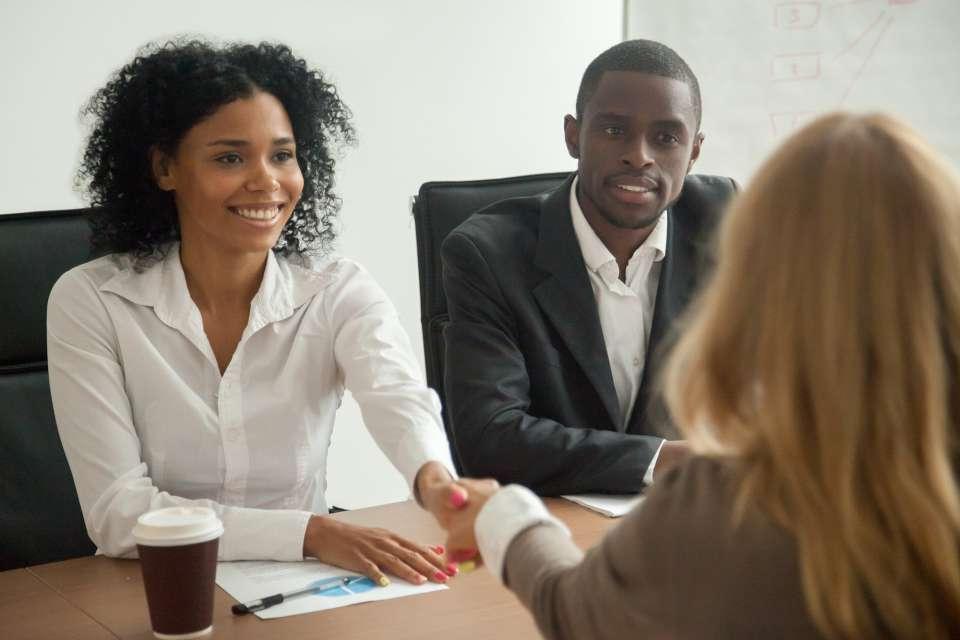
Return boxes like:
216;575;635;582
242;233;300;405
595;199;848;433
150;147;176;191
688;132;704;172
563;114;580;160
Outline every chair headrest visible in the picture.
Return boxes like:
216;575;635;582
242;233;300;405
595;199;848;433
0;209;93;370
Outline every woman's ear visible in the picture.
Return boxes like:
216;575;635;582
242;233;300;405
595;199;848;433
150;147;175;191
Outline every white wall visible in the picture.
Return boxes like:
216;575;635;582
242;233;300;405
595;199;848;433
1;1;622;508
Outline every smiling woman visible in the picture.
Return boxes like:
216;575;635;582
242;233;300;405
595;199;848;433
79;40;352;259
48;39;464;588
151;92;305;258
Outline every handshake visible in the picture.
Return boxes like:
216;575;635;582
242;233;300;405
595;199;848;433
419;440;690;570
422;476;502;569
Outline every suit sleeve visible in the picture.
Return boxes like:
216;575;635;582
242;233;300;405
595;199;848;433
441;230;661;495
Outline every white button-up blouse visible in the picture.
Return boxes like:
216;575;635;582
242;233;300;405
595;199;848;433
47;245;454;561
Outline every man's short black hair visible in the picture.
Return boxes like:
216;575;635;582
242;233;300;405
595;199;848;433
575;39;702;129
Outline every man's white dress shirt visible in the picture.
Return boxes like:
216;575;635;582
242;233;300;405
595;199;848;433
47;245;454;561
569;177;667;484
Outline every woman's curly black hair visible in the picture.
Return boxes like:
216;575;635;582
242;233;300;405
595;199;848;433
77;38;355;257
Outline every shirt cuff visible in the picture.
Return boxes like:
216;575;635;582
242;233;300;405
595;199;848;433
395;426;459;496
218;508;313;561
643;439;665;485
475;485;570;583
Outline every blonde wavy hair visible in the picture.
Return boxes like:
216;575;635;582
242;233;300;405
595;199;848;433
664;112;960;638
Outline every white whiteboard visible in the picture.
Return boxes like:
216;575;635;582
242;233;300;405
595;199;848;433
626;0;960;183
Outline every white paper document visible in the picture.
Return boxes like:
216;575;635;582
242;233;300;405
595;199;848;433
216;559;448;619
562;493;645;518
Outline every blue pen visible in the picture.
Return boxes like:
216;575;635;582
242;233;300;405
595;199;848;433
231;575;372;614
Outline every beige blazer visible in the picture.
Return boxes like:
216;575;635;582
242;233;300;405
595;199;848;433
503;457;825;639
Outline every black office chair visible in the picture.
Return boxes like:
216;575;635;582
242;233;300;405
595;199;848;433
0;209;98;570
411;172;569;472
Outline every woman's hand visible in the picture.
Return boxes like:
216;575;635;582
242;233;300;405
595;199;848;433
415;460;470;531
303;516;456;586
438;478;501;564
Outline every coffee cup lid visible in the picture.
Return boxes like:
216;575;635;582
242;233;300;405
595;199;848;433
133;507;224;547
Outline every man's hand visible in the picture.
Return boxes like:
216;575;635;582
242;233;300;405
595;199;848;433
438;478;501;565
302;516;456;586
653;440;690;479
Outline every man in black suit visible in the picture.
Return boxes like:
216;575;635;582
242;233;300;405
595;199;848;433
441;40;736;495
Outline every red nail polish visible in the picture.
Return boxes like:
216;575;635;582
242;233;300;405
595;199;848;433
433;544;445;555
451;548;477;562
449;488;467;508
433;571;448;582
445;563;458;576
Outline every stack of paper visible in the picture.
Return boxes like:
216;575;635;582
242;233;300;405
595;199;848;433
562;493;645;518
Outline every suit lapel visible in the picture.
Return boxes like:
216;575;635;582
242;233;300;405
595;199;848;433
627;204;700;435
532;178;621;429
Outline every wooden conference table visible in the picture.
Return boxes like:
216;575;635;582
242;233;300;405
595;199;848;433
2;498;617;640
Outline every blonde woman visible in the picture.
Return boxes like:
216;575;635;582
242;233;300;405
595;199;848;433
441;112;960;639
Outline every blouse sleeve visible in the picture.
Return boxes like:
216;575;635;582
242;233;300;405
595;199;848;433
326;260;456;489
47;268;312;561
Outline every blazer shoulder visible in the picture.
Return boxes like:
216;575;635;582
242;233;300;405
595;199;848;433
681;173;737;207
600;457;740;597
672;173;737;235
646;455;737;520
443;189;551;255
635;456;818;636
640;455;798;578
685;173;738;194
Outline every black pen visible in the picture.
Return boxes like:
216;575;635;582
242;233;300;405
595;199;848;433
232;575;369;614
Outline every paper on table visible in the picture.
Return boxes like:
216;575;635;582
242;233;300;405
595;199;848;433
216;559;447;619
562;493;645;518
